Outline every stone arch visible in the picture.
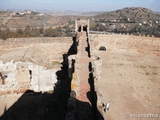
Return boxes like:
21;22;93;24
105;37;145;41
99;46;106;51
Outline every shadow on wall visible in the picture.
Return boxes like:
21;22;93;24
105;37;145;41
88;62;104;120
86;38;91;57
67;36;77;56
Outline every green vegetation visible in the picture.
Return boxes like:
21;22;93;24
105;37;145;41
139;65;146;69
152;72;158;75
44;27;55;37
0;24;73;40
52;61;61;65
146;72;150;75
119;63;124;66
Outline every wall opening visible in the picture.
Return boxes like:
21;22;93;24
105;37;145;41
99;46;106;51
78;25;87;32
29;70;32;80
78;26;81;32
83;25;87;32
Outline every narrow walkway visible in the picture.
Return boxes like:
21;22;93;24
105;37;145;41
74;31;93;120
77;32;90;103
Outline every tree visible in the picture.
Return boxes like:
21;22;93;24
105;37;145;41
15;28;24;37
54;26;62;37
44;27;54;37
24;25;31;37
0;29;2;39
39;26;44;34
6;27;11;38
1;31;7;40
90;22;97;31
31;27;40;37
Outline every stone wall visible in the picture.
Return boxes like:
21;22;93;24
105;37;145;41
16;63;30;85
0;37;73;94
91;55;104;117
90;34;160;56
28;63;58;92
0;60;58;94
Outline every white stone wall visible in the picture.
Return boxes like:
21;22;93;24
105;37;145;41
0;60;16;83
28;64;58;92
0;60;58;93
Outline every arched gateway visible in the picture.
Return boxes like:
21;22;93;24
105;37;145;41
99;46;106;51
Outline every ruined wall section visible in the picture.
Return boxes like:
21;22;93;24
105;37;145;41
90;34;160;56
0;61;58;95
91;55;103;115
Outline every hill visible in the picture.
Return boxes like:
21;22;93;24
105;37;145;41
89;7;160;36
0;10;88;29
93;7;160;22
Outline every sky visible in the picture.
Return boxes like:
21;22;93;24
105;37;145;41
1;0;160;12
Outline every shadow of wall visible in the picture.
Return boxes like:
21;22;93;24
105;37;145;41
0;36;77;120
1;34;104;120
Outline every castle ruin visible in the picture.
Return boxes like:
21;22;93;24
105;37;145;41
0;19;160;120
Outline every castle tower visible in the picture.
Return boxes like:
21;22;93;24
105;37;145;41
75;19;90;35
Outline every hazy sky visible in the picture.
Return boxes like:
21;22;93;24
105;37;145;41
1;0;160;12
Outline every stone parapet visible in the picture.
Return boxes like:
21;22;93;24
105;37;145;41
91;56;104;116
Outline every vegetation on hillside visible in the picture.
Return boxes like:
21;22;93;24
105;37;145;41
0;25;73;40
89;7;160;37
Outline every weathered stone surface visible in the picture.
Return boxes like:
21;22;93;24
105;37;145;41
0;60;58;94
90;34;160;56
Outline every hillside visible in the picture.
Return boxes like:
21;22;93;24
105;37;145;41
90;7;160;36
0;10;88;29
94;7;160;22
